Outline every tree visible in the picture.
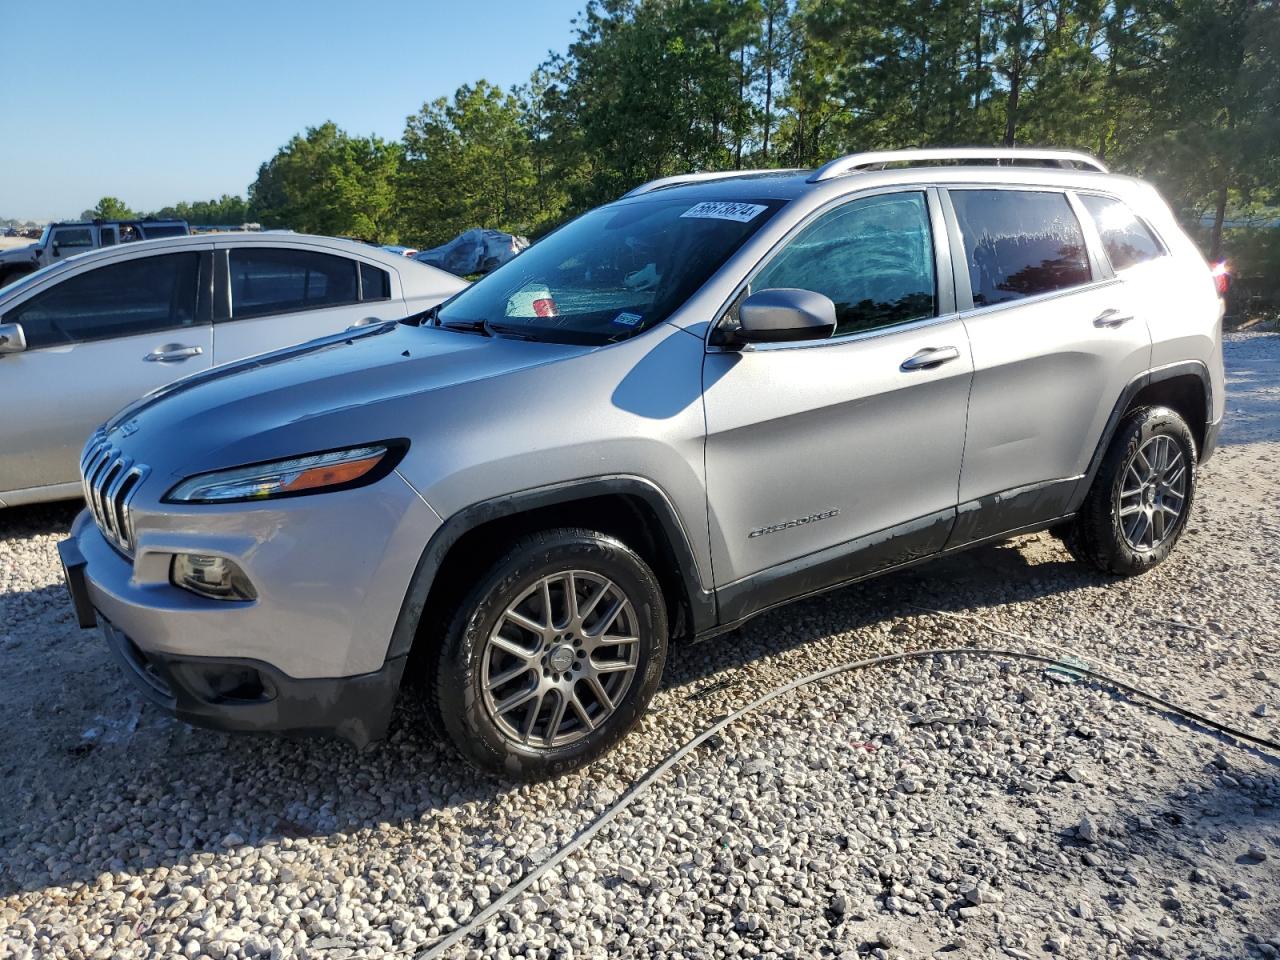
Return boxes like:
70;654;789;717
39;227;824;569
1142;0;1280;258
538;0;769;208
80;196;137;221
149;194;251;225
248;122;402;241
400;80;546;246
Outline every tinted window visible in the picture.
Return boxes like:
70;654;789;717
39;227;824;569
437;197;781;345
52;228;93;252
6;253;201;349
951;190;1091;307
139;224;188;239
99;228;116;247
1079;194;1164;271
752;192;935;336
361;262;391;301
228;248;358;320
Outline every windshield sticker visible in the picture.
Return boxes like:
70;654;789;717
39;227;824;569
612;311;643;327
680;201;768;223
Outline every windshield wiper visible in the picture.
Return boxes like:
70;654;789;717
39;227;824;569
439;317;493;336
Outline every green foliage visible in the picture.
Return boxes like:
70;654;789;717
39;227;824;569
149;195;250;225
248;122;403;242
128;0;1277;277
399;81;552;247
80;197;137;221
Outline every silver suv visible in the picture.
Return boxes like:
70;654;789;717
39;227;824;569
58;148;1225;779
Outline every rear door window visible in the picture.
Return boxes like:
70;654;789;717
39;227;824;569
751;191;936;337
5;252;202;349
950;190;1092;307
1078;194;1165;271
228;248;359;320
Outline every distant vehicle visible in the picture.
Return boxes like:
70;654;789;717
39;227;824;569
2;227;18;238
415;228;529;276
381;244;419;258
0;233;466;506
0;219;191;285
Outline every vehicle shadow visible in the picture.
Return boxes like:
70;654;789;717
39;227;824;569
0;499;80;537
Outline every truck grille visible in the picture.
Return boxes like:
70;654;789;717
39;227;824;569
80;432;149;556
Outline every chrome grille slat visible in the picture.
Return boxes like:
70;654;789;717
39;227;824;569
78;432;148;556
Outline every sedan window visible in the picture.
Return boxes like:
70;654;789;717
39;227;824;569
4;253;202;349
228;248;359;320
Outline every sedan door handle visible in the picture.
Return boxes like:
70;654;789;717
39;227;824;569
1093;308;1134;328
144;344;204;362
900;345;961;371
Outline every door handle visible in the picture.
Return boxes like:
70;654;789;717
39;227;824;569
900;345;961;371
144;344;203;362
348;316;386;329
1093;308;1134;328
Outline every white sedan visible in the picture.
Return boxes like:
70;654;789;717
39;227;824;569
0;233;466;507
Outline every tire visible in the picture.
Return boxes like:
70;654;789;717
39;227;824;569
430;528;668;780
1064;405;1197;576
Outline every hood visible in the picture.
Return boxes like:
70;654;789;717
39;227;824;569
0;243;38;263
105;322;590;481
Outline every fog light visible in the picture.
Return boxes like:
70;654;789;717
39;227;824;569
171;554;257;601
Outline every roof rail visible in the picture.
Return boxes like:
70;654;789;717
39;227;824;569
808;148;1108;183
621;169;795;199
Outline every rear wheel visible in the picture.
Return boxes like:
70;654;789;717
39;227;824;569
430;528;667;779
1064;406;1197;575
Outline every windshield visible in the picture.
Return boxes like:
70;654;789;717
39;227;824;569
435;197;783;344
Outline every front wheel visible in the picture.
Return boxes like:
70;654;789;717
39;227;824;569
431;528;668;779
1064;405;1197;576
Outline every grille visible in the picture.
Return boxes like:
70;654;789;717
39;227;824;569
80;431;149;556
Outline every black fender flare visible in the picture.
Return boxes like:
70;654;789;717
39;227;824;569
1069;360;1214;511
385;475;717;659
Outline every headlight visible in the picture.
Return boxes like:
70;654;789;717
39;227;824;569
164;443;404;504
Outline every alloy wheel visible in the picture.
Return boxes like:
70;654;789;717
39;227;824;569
1118;434;1188;551
480;570;640;748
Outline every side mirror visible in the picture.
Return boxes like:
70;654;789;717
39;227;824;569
736;288;836;344
0;322;27;355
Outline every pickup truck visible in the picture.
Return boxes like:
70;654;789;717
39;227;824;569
0;219;189;286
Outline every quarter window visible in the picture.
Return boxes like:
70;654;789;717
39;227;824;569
360;262;391;301
950;190;1091;307
228;248;359;320
752;191;936;337
1079;194;1164;271
5;253;201;349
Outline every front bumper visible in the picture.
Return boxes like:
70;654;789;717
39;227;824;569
56;471;442;747
59;536;407;748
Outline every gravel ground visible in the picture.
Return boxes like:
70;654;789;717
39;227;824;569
1;332;1278;960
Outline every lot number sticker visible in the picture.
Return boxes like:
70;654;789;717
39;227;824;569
680;201;769;223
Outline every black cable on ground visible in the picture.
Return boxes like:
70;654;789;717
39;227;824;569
414;606;1279;959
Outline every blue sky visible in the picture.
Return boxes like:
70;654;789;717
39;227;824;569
0;0;584;221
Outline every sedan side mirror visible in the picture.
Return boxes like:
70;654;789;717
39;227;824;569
0;322;27;355
737;288;836;344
